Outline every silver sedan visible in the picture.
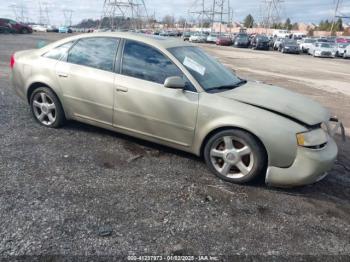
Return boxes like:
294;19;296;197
10;32;341;187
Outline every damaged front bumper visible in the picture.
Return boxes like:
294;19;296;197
265;117;345;187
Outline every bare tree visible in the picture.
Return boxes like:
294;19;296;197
162;15;175;28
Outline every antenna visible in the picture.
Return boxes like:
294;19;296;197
99;0;149;30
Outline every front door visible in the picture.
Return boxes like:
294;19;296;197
113;40;199;148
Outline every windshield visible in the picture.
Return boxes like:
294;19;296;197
320;43;331;48
305;39;316;43
339;43;349;48
257;36;269;41
237;34;248;40
168;46;243;91
285;40;297;45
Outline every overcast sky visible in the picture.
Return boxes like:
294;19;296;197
1;0;350;26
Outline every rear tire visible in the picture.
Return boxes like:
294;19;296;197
204;129;267;184
30;87;66;128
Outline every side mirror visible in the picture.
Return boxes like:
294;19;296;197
164;76;185;89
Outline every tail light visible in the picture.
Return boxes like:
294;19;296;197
10;54;15;69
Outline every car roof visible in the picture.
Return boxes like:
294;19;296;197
45;32;193;50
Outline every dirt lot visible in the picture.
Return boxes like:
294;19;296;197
0;33;350;260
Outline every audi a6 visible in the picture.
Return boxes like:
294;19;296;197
10;33;341;187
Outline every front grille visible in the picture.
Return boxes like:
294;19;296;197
321;51;331;56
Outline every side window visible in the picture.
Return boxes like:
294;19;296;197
67;37;119;72
121;40;196;91
43;41;75;60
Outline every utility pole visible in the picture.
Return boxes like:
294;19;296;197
330;0;341;33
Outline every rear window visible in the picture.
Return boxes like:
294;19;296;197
67;37;119;72
43;41;75;60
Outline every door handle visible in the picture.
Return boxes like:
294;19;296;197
57;72;68;78
116;86;128;92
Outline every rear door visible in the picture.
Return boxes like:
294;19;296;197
55;37;119;126
113;39;199;148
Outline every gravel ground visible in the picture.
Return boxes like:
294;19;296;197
0;33;349;260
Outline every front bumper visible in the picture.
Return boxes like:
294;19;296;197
265;137;338;187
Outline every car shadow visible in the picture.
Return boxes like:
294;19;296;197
62;120;200;161
62;120;350;205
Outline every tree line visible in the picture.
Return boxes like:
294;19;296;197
243;14;344;32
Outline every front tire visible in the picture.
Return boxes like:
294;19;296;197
204;129;267;184
30;87;66;128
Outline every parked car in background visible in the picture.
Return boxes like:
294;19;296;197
335;43;349;57
47;25;59;33
0;24;12;33
233;34;250;48
292;33;306;44
309;42;336;58
10;32;341;187
343;45;350;59
58;26;72;33
273;37;285;50
182;32;192;41
250;35;270;50
279;39;300;54
336;37;350;44
206;33;219;43
32;24;47;32
0;18;32;34
273;29;291;38
189;32;207;43
216;36;232;46
299;38;316;53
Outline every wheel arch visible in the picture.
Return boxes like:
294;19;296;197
26;82;68;119
27;82;52;103
199;126;269;164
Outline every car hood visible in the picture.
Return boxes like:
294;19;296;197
216;81;330;126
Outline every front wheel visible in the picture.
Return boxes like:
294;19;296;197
204;129;267;184
30;87;66;128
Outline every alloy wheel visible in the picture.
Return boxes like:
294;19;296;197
209;136;254;179
32;92;57;126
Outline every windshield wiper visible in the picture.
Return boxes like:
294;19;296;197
208;80;247;92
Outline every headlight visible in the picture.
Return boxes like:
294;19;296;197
296;129;328;148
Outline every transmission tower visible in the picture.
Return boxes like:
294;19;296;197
189;0;230;33
63;9;74;27
39;1;50;25
9;2;28;23
99;0;149;30
260;0;284;29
